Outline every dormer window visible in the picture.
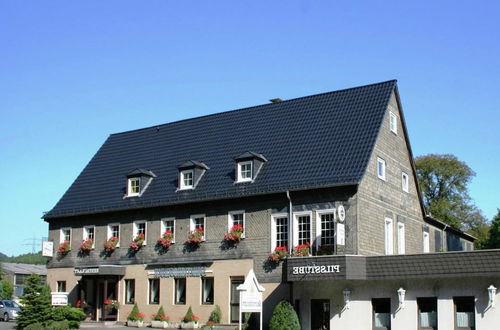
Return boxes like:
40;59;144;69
234;151;267;184
177;160;209;191
128;177;140;196
125;168;156;198
180;170;194;190
237;161;253;182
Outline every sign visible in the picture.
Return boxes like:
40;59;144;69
51;292;68;306
292;264;340;275
338;205;346;222
153;266;205;278
42;241;54;257
74;268;99;275
337;223;345;245
237;269;265;330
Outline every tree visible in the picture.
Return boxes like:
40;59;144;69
269;300;300;330
485;209;500;249
0;279;13;300
16;274;52;329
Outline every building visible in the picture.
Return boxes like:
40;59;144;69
44;80;499;329
1;263;47;299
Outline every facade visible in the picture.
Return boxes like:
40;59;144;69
1;263;47;299
43;80;497;329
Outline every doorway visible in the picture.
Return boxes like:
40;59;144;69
230;278;244;323
79;276;119;321
311;299;330;330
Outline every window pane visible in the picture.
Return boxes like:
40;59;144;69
175;278;186;304
194;217;204;230
183;171;193;186
454;297;475;327
202;278;214;304
276;217;288;248
137;223;146;235
232;213;244;227
149;279;160;304
320;213;335;246
57;281;66;292
418;298;437;328
372;298;391;329
297;215;311;246
125;279;135;304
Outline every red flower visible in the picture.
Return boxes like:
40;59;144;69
76;300;81;308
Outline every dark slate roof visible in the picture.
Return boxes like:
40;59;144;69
234;151;268;162
177;160;210;170
127;168;156;177
45;80;397;219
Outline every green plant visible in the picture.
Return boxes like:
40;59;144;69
181;306;199;323
50;305;85;327
45;320;70;330
208;304;222;324
268;246;288;263
127;304;145;321
292;243;310;257
24;323;45;330
152;306;169;321
0;279;13;300
186;228;204;246
269;300;300;330
16;274;52;329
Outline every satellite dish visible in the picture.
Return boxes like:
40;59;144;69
338;205;346;222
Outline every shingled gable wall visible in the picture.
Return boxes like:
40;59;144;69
357;90;435;255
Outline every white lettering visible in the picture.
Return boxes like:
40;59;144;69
292;264;341;276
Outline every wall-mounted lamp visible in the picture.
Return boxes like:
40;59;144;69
488;285;497;308
343;288;351;310
397;287;406;309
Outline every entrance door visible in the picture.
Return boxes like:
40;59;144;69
98;279;118;321
311;299;330;330
230;278;244;323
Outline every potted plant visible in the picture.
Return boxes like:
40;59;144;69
268;246;288;263
205;304;221;329
127;304;145;327
57;241;71;255
129;233;145;251
157;230;174;249
180;306;199;329
186;228;204;246
79;239;93;253
292;242;310;257
103;236;119;253
151;306;170;328
317;244;334;255
224;224;244;243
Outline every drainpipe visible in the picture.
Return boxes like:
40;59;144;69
286;190;293;256
442;224;448;251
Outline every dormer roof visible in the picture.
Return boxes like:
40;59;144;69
177;160;210;170
234;152;267;163
127;168;156;178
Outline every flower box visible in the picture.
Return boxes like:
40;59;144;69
151;320;169;328
127;320;145;328
103;236;119;253
180;321;199;329
157;230;174;249
130;233;145;251
79;239;94;253
186;228;204;246
292;242;311;257
268;246;288;263
224;224;244;243
57;241;71;255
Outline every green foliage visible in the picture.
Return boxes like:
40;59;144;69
51;306;85;323
152;305;166;321
0;279;14;299
16;274;52;329
0;252;8;262
485;209;500;249
3;251;46;265
269;300;300;330
182;306;196;323
24;323;45;330
46;320;70;330
208;304;222;323
127;304;141;321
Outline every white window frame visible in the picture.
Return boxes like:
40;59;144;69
133;220;147;245
60;227;72;244
423;230;430;253
389;111;398;134
315;209;336;251
236;161;253;183
107;223;120;247
384;218;393;255
377;157;386;181
397;222;405;254
127;177;141;196
160;217;176;243
292;211;313;249
190;214;206;240
271;213;289;252
179;169;194;190
228;210;245;239
402;172;409;193
83;226;95;248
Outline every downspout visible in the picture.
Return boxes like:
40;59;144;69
286;190;293;303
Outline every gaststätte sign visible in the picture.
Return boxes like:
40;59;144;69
74;267;99;275
292;264;341;275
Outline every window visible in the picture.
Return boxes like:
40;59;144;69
149;279;160;304
128;177;140;196
271;214;288;251
125;279;135;304
133;221;147;244
161;218;175;243
60;228;71;244
107;224;120;246
83;226;95;248
190;215;205;240
372;298;391;330
202;277;214;304
402;172;409;192
57;281;66;292
294;213;312;250
237;161;253;182
385;218;393;255
175;278;186;304
316;210;335;251
418;297;437;330
397;222;405;254
180;170;194;189
377;157;386;181
389;111;398;134
228;211;245;238
423;230;430;253
454;297;475;330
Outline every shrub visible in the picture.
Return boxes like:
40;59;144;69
269;300;300;330
0;279;13;300
127;304;145;321
181;306;199;323
16;275;52;329
24;323;45;330
208;305;222;324
152;306;169;321
46;320;70;330
51;305;85;326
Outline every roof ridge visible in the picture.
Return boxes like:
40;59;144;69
110;80;397;136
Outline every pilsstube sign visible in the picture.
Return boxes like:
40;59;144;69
292;264;341;275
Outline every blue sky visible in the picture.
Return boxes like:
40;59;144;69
1;1;499;256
